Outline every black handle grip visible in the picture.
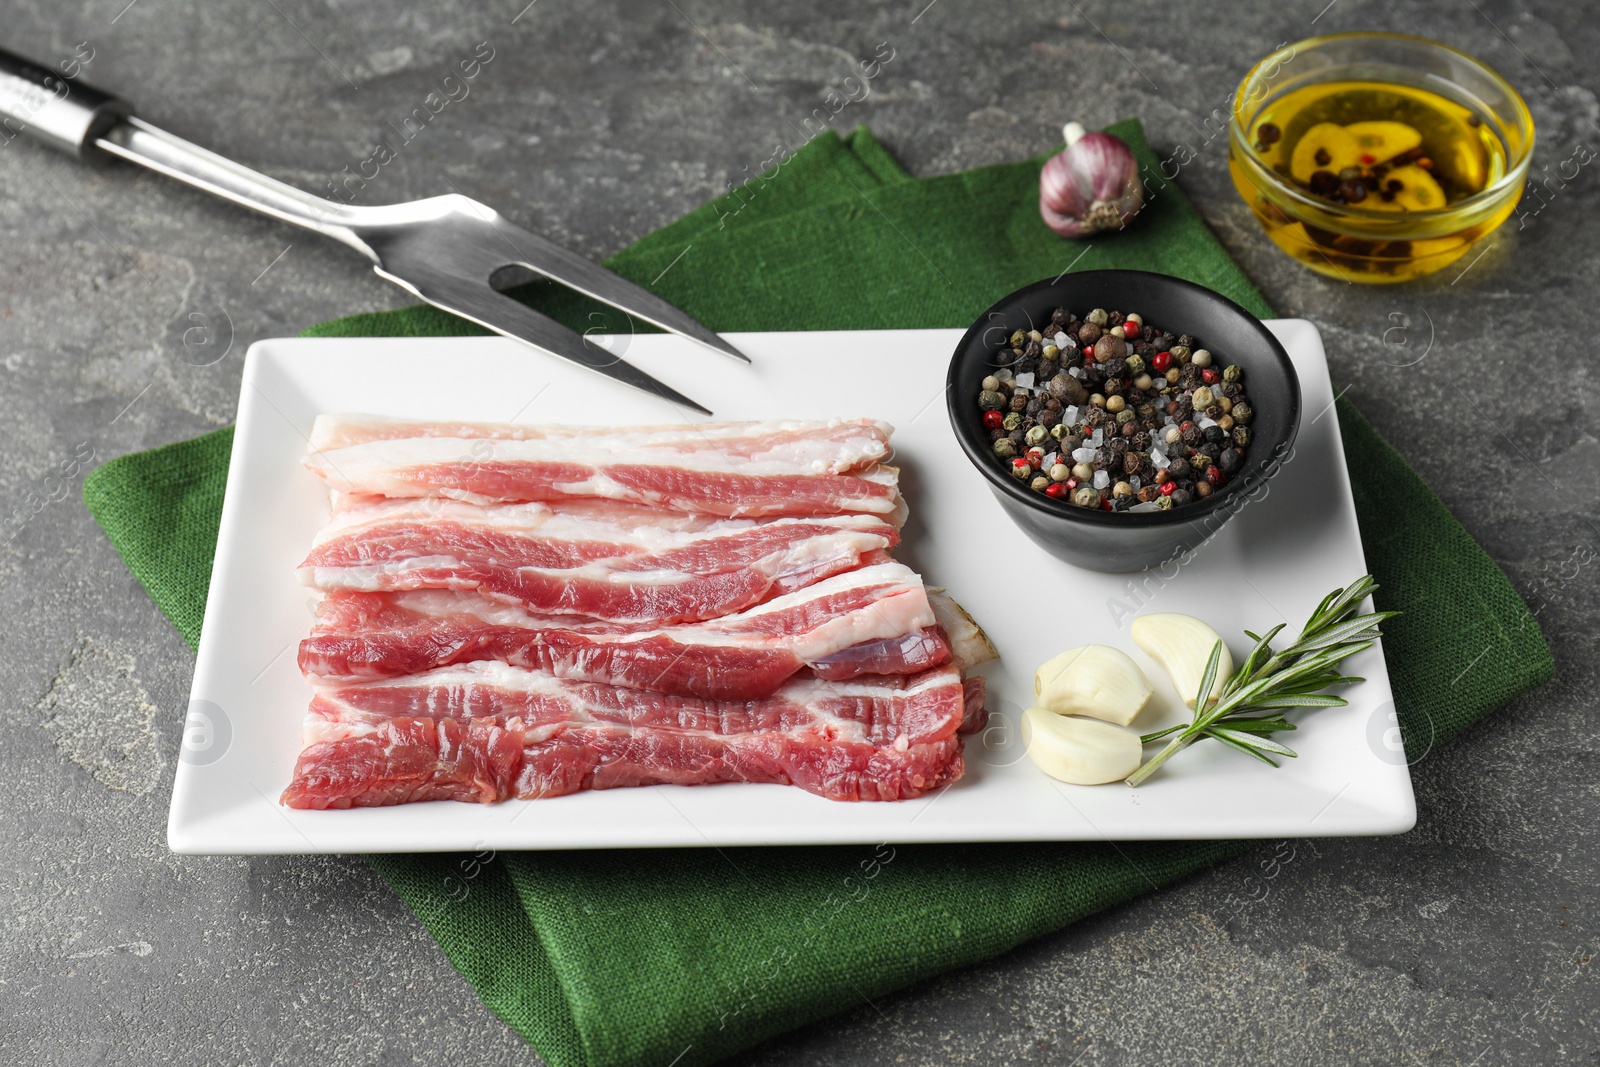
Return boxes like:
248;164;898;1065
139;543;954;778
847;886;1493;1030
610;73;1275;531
0;45;129;158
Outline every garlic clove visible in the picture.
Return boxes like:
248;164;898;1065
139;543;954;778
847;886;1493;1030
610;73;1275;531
1130;612;1234;708
1033;644;1153;726
1288;122;1362;185
1021;708;1143;785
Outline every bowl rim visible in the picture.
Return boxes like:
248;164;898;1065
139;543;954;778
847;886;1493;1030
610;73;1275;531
944;269;1301;529
1227;30;1536;223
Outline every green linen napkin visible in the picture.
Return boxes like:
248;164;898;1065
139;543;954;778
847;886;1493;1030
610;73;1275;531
83;120;1552;1067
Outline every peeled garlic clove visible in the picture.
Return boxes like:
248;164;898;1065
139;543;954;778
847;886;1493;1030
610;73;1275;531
1131;612;1234;708
1344;121;1422;162
1033;644;1153;726
1021;707;1143;785
1373;163;1447;211
1289;122;1362;184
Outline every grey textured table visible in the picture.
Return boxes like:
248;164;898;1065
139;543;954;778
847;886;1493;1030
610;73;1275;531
1;1;1592;1064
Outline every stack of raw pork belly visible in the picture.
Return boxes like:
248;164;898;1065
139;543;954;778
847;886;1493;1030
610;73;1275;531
281;415;992;809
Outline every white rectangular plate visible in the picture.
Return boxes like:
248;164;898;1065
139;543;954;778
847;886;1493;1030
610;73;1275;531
170;323;1415;853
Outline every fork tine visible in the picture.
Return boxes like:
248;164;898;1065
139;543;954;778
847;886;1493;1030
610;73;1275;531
384;269;713;416
487;225;750;364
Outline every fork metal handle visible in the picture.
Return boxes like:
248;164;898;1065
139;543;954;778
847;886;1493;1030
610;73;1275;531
96;119;373;256
0;47;373;256
0;46;126;157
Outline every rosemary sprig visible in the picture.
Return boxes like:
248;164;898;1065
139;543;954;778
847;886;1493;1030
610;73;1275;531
1124;575;1397;787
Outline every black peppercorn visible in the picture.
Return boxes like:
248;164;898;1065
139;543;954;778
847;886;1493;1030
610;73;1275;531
1233;426;1252;447
1203;425;1225;444
1170;488;1193;507
1008;393;1028;413
1168;456;1191;479
1024;340;1043;360
1181;425;1203;448
1026;397;1045;416
1122;451;1143;475
1051;374;1087;406
1078;322;1103;347
1219;448;1243;474
1039;359;1059;381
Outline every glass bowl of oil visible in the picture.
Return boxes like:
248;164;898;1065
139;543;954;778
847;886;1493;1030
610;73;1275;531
1228;32;1533;283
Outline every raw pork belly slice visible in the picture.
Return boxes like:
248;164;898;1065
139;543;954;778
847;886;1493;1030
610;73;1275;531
300;497;898;624
280;717;523;810
303;415;902;519
281;665;972;807
299;561;951;698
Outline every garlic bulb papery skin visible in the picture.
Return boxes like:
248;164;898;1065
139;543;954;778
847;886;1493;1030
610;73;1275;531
1039;122;1145;238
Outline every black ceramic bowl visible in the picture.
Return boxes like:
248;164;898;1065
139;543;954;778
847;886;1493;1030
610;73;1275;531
946;270;1301;573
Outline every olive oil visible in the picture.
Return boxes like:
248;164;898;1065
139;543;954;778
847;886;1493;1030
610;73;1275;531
1230;80;1516;280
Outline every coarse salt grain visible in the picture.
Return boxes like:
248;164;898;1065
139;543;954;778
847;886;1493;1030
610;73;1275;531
1014;372;1035;389
1130;475;1142;489
1198;417;1217;429
1090;428;1104;446
1129;501;1160;513
1054;332;1071;347
1063;405;1080;425
1151;449;1169;469
1092;470;1110;490
1072;447;1096;463
1068;366;1085;378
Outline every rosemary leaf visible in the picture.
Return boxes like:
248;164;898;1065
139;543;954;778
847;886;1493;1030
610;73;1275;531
1123;575;1396;788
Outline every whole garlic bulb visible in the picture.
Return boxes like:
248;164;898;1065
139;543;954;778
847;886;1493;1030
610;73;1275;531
1039;122;1145;238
